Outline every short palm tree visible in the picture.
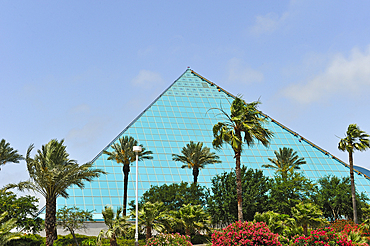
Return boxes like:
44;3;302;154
338;124;370;224
0;211;21;246
0;139;23;171
172;141;221;183
173;204;211;236
212;97;273;221
132;201;168;240
103;136;153;215
291;202;326;236
263;147;306;179
97;206;130;246
7;139;106;246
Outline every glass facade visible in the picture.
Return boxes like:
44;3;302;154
57;69;370;219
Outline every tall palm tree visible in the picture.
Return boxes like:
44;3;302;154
0;139;23;171
97;206;130;246
103;136;153;215
7;139;106;246
172;141;221;183
262;147;306;179
212;97;273;222
338;124;370;224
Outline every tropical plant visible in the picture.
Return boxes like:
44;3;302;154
0;212;21;246
262;147;306;179
131;201;168;240
56;206;94;246
172;141;221;183
254;211;300;238
211;221;282;246
0;139;23;171
338;124;370;224
145;233;192;246
207;166;271;225
211;97;273;221
6;139;106;246
97;206;131;246
103;136;153;215
173;204;211;236
291;202;327;236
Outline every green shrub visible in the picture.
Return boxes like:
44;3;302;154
191;234;209;244
5;234;45;246
54;233;92;246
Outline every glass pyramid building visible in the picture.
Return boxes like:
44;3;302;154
57;69;370;219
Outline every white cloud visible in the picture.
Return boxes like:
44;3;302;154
282;46;370;103
131;70;164;89
250;12;289;36
227;58;264;84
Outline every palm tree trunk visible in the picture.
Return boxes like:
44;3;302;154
110;234;118;246
349;151;358;224
303;224;308;236
45;197;57;246
146;225;152;240
235;130;243;222
123;164;130;216
193;167;199;184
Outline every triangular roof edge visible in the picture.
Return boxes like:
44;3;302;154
90;68;370;181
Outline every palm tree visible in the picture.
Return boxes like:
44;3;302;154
172;141;221;183
212;97;273;221
263;147;306;179
173;204;211;236
97;206;130;246
0;139;23;171
132;201;168;240
338;124;370;224
7;139;106;246
291;202;326;236
103;136;153;215
0;211;21;246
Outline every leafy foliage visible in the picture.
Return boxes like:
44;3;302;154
131;182;207;212
145;233;192;246
172;204;211;236
207;166;271;225
211;221;282;246
0;190;43;233
103;136;153;215
315;176;368;221
172;141;221;183
56;206;94;246
5;233;45;246
269;171;316;216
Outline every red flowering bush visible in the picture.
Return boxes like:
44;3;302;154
211;221;282;246
145;233;192;246
291;227;354;246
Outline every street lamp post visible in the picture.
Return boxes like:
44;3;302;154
133;146;142;246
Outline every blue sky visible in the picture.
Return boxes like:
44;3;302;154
2;0;370;197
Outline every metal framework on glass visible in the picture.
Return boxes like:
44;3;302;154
57;69;370;220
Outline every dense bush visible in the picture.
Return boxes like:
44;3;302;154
5;234;45;246
291;227;354;246
211;221;282;246
145;233;192;246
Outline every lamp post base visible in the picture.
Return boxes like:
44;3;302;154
135;242;139;246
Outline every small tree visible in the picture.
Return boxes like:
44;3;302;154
173;204;210;236
56;206;94;246
97;206;130;246
292;202;327;235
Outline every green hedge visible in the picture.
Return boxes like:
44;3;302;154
6;234;45;246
